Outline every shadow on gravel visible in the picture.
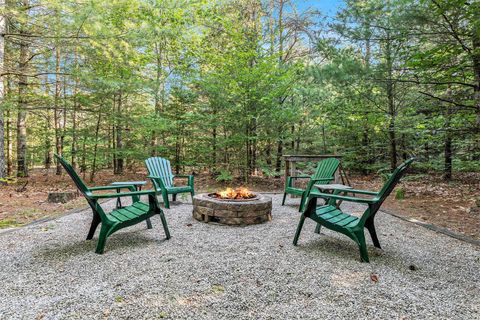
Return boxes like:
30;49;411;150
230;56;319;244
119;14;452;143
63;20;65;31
296;234;389;264
33;231;164;262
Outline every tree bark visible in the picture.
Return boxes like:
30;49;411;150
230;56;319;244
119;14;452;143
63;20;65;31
80;134;87;179
90;113;101;182
71;45;79;168
43;75;52;169
443;105;453;180
16;1;29;177
6;107;12;175
44;116;52;169
443;88;453;180
0;0;6;179
54;44;63;175
212;124;217;172
385;31;397;170
275;136;283;175
472;27;480;159
114;92;123;174
150;41;164;156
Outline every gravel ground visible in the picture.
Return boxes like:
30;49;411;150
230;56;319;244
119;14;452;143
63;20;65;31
1;194;479;319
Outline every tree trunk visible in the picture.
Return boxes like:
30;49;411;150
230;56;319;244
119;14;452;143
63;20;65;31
54;44;63;175
361;122;369;175
274;0;285;177
290;125;295;150
401;134;408;161
0;0;6;179
81;134;87;179
443;107;453;181
150;42;164;156
424;142;429;161
322;123;327;154
266;137;272;167
71;46;79;168
245;125;250;176
44;118;52;169
90;113;102;182
443;88;453;180
43;75;52;169
472;28;480;160
115;93;123;174
6;108;12;175
385;31;397;170
175;134;181;174
212;125;217;172
275;136;283;175
110;123;115;170
16;1;29;177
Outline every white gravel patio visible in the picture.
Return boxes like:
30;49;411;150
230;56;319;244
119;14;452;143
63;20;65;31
1;194;479;319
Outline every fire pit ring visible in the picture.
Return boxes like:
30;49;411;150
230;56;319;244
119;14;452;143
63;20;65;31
192;193;272;226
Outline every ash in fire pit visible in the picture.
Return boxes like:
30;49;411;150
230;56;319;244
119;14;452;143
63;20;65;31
193;189;272;226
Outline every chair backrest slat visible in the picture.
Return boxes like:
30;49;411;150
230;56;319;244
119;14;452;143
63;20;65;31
360;158;414;224
376;158;414;203
54;154;90;195
312;158;340;181
145;157;174;188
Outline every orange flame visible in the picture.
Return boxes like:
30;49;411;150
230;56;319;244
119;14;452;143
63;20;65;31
216;187;255;199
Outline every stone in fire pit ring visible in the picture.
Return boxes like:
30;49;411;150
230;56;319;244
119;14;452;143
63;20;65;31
192;193;272;225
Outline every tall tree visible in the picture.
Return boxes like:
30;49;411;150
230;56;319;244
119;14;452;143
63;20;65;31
0;0;6;179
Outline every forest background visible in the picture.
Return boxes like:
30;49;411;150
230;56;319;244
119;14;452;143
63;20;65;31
0;0;478;238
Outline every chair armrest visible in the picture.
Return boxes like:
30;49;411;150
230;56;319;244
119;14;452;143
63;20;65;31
174;175;194;187
89;185;135;191
306;177;335;192
88;190;157;199
147;176;167;190
286;175;310;189
311;192;378;204
311;177;334;183
345;188;378;196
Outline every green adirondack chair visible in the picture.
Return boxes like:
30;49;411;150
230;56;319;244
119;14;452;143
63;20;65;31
55;154;170;254
145;157;194;209
282;158;340;212
293;158;414;262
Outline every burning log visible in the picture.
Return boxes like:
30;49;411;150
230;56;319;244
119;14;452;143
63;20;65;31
210;187;256;200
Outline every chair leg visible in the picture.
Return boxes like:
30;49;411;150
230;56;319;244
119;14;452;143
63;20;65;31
162;192;170;209
355;231;370;263
190;191;194;203
293;214;306;246
146;218;153;229
172;194;177;202
299;193;306;212
314;223;322;234
281;192;287;206
86;212;101;240
95;225;110;254
366;222;381;249
158;209;171;239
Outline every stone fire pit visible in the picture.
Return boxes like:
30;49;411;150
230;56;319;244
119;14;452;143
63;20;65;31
192;193;272;226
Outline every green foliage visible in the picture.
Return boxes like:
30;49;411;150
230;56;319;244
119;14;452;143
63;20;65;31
0;219;20;229
1;0;478;181
395;187;405;200
215;170;233;183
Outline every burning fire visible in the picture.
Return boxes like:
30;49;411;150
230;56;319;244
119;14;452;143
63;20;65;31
213;187;255;200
